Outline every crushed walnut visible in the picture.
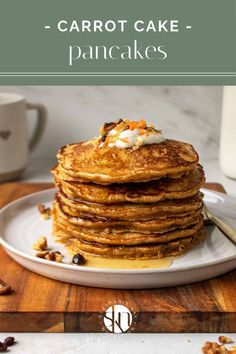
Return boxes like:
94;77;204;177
0;279;11;295
33;236;48;251
202;338;236;354
202;341;228;354
33;235;64;263
219;337;234;345
35;250;49;259
38;203;51;220
45;251;63;263
36;250;63;263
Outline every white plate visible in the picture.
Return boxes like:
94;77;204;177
0;188;235;289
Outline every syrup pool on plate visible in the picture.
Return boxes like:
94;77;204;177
78;255;174;269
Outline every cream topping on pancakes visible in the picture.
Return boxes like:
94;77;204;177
98;119;165;148
107;127;164;148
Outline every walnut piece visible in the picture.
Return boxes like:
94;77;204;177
219;337;234;345
35;251;49;258
36;250;63;263
202;340;236;354
38;203;51;220
45;251;63;263
0;279;11;295
33;236;48;251
202;341;227;353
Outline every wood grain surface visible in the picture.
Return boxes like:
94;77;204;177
0;182;235;333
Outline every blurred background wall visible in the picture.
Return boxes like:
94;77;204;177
1;86;223;182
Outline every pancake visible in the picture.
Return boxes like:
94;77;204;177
51;120;207;260
53;223;207;259
53;215;203;246
56;191;203;221
55;138;199;184
53;200;202;233
53;164;205;204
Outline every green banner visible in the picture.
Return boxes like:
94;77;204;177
0;0;235;84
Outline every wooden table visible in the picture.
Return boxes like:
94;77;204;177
0;182;235;333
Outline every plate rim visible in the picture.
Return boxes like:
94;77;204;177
0;187;236;275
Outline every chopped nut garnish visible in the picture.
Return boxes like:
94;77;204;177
38;203;51;219
202;339;236;354
36;250;63;262
0;342;7;352
202;341;227;354
35;251;49;258
4;337;15;347
0;279;11;295
219;337;234;345
100;122;116;136
45;251;63;263
0;336;16;352
72;253;86;265
33;236;48;251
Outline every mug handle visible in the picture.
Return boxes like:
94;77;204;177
26;102;47;152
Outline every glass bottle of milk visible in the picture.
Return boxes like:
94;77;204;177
220;86;236;179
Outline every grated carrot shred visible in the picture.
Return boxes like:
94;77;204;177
129;119;147;130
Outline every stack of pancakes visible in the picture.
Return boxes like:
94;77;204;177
52;127;206;259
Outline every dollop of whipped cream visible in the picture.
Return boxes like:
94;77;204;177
98;119;165;149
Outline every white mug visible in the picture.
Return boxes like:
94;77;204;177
0;92;47;182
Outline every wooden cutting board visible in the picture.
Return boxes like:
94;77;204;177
0;182;236;333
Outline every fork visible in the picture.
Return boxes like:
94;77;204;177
203;201;236;245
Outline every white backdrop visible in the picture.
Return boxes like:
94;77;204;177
1;86;222;164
